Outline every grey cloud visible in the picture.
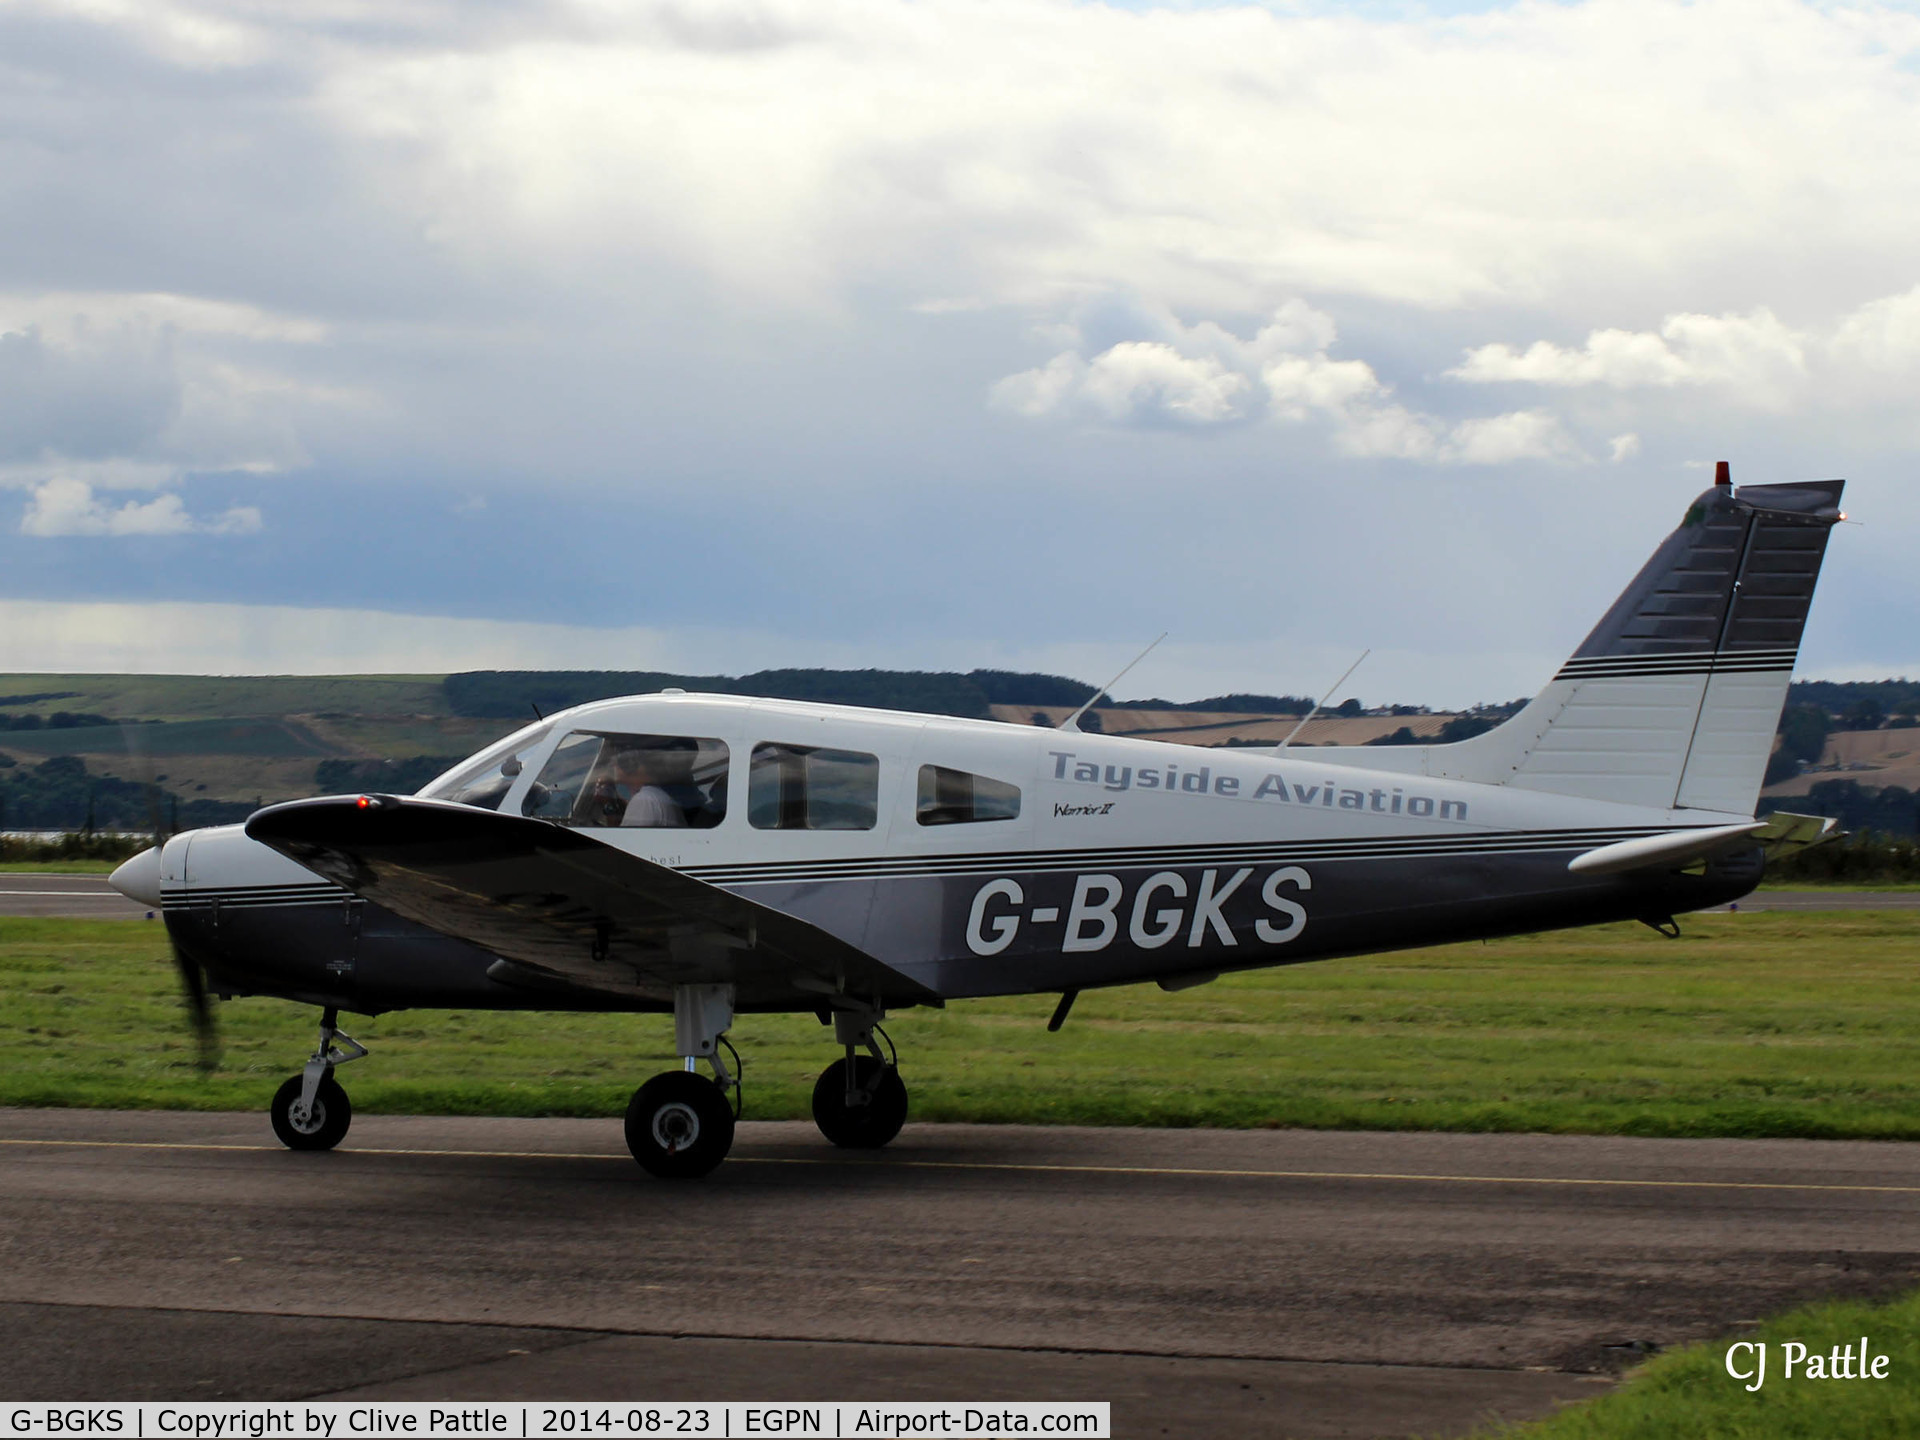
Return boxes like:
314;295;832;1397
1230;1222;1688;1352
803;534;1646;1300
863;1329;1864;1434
0;324;179;461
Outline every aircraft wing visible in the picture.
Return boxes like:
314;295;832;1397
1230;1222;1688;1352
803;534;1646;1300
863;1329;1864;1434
245;796;940;1008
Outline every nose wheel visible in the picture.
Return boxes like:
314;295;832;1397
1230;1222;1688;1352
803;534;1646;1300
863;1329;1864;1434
271;1073;351;1150
269;1006;366;1153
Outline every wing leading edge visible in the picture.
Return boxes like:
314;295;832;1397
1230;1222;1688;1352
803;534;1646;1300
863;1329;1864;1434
245;796;940;1009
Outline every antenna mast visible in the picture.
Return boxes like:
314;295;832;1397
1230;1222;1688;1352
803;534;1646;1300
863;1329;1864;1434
1276;648;1370;750
1059;633;1168;734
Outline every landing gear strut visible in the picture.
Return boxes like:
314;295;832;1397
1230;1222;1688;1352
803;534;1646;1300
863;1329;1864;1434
625;984;738;1178
811;1005;907;1150
270;1006;367;1152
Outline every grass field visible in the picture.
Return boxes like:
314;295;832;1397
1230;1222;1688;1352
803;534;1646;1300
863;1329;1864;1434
1494;1290;1920;1438
0;673;450;721
0;861;122;873
3;910;1919;1135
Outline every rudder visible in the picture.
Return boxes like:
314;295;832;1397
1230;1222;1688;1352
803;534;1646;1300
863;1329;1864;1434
1385;473;1844;815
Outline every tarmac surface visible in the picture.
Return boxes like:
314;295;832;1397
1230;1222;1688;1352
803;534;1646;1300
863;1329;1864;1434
4;1111;1919;1437
0;872;153;919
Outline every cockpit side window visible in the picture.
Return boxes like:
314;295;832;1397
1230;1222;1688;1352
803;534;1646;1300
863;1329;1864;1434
522;732;729;829
916;765;1022;825
418;724;552;812
748;743;878;831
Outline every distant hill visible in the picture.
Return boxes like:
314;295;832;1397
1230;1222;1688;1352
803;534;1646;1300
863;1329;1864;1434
4;668;1917;834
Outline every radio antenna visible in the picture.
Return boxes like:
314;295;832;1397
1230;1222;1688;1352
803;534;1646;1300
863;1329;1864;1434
1059;633;1167;734
1276;648;1370;750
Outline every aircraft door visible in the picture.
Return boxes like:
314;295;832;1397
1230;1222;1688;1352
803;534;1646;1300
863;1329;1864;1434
332;895;362;984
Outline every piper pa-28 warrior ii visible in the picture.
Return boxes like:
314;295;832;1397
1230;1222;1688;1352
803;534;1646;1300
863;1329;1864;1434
110;469;1845;1177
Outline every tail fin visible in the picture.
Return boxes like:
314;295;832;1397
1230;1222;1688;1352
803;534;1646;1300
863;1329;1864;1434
1417;474;1844;814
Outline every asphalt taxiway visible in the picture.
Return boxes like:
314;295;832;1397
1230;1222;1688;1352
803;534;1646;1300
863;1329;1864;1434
4;1112;1918;1436
0;873;152;919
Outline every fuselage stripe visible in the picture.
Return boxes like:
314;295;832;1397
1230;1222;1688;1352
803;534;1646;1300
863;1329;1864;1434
163;825;1741;907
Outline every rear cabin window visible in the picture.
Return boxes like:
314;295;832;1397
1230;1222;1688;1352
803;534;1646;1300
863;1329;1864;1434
748;743;879;831
916;765;1022;826
521;732;729;829
421;724;551;812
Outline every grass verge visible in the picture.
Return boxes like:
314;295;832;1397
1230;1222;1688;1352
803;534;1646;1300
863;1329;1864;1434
0;860;122;874
4;910;1920;1134
1491;1290;1920;1438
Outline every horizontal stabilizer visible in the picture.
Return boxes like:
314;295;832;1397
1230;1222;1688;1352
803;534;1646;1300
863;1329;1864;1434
1750;810;1841;857
1567;822;1766;876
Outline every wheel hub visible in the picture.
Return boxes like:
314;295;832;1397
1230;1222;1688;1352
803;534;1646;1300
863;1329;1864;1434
651;1101;701;1153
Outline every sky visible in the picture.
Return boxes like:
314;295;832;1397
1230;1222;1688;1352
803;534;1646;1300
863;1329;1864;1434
2;0;1918;710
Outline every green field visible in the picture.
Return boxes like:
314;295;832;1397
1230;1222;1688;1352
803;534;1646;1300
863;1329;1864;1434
0;718;345;758
0;673;449;721
3;910;1918;1135
0;861;122;874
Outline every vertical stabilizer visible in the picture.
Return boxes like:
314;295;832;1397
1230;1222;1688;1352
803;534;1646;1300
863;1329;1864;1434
1344;476;1844;816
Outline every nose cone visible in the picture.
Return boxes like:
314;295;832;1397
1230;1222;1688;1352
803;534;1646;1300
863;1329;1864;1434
109;845;165;908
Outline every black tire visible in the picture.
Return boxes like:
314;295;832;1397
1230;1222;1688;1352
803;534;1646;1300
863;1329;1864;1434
625;1071;735;1178
270;1073;351;1152
811;1056;908;1149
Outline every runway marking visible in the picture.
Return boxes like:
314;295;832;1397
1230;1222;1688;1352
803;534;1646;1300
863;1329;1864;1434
6;1136;1920;1196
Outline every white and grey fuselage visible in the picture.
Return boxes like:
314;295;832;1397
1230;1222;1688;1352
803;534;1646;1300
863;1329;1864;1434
130;476;1842;1018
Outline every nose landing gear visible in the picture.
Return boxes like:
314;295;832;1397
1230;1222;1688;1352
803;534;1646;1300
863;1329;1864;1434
270;1007;367;1152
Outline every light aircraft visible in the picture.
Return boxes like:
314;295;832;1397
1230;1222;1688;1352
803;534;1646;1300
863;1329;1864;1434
109;470;1844;1177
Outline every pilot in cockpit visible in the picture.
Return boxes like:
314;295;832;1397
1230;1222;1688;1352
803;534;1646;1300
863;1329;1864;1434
613;748;684;827
614;741;709;827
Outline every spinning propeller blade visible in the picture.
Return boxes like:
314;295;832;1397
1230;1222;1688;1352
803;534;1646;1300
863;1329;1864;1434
169;932;221;1073
118;709;217;1071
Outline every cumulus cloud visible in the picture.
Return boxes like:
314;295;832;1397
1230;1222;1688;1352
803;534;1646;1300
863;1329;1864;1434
1829;283;1920;376
1440;410;1583;467
1449;287;1920;421
993;343;1255;427
19;478;262;537
995;300;1582;463
0;290;359;542
1449;309;1810;404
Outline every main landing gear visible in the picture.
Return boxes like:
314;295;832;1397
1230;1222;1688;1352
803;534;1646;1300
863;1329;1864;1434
626;984;739;1179
270;1006;367;1152
811;1005;907;1151
621;988;911;1178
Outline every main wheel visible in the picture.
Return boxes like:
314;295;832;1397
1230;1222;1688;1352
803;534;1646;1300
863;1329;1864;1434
811;1056;908;1150
270;1074;351;1152
625;1071;735;1178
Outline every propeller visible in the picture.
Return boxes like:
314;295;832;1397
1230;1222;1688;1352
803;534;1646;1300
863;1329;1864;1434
169;932;220;1073
120;713;220;1073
